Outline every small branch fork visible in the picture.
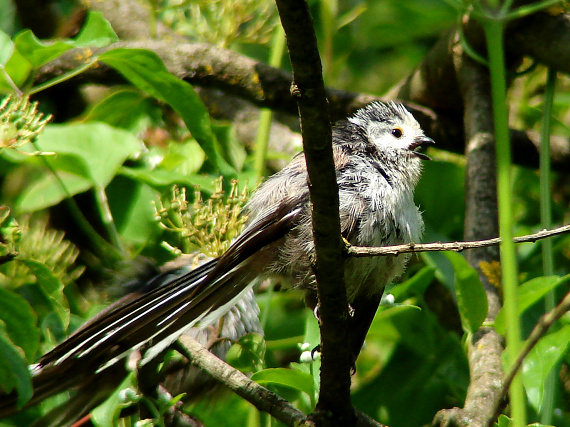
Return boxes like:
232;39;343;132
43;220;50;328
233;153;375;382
347;224;570;257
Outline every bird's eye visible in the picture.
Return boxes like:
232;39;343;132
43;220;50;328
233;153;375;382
391;127;403;138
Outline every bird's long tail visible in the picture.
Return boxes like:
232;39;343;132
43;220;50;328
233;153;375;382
0;203;301;417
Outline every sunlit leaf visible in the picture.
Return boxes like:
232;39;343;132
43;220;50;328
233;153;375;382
446;252;488;334
495;275;568;335
251;367;315;399
99;48;236;176
522;325;570;413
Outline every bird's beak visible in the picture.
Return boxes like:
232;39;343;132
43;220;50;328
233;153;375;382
410;136;435;160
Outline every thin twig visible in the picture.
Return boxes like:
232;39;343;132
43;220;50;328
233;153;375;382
487;290;570;427
347;224;570;257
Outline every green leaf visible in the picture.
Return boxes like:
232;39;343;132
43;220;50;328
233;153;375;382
0;332;33;407
523;324;570;413
494;275;568;335
388;266;435;301
35;122;143;186
14;30;73;68
446;252;488;334
13;12;117;69
82;88;154;131
106;179;160;245
226;333;266;373
0;47;32;93
73;11;118;48
119;166;215;191
160;139;206;175
91;372;137;427
0;30;14;65
211;121;245;172
98;48;236;176
251;367;315;399
20;259;70;330
15;168;93;213
0;288;39;360
495;414;512;427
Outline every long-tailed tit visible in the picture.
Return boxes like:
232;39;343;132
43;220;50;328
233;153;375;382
0;101;433;415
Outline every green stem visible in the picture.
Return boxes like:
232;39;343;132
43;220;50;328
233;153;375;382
94;185;125;255
33;144;123;262
539;67;557;424
253;25;285;181
483;19;526;427
28;60;96;95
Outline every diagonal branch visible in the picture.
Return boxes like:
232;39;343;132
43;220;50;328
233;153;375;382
347;224;570;257
175;335;308;426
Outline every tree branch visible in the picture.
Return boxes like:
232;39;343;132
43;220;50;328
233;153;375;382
34;40;570;170
175;335;308;426
274;1;354;425
347;224;570;257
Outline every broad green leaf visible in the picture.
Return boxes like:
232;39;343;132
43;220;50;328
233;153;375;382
446;252;488;334
227;333;266;373
160;139;206;175
15;168;93;213
212;121;246;172
35;122;143;187
0;288;39;360
13;12;117;69
119;166;215;191
522;325;570;413
388;266;435;301
106;179;160;245
99;48;236;176
251;367;315;399
73;11;118;47
14;30;73;68
20;259;69;330
0;30;13;65
0;47;31;93
494;275;568;335
0;332;33;407
82;88;154;131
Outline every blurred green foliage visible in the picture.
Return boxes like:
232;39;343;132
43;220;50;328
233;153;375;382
0;1;568;427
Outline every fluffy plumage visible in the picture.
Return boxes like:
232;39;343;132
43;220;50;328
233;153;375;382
0;101;433;419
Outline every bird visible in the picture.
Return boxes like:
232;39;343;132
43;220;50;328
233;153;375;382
0;100;433;419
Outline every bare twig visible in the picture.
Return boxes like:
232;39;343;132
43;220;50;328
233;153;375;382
175;335;309;427
347;224;570;258
488;290;570;427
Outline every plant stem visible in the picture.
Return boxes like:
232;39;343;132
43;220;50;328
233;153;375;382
34;144;123;262
28;60;96;95
254;26;286;181
483;18;526;427
94;185;125;255
539;67;557;424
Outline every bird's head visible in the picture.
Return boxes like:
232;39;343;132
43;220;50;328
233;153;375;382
348;101;434;161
